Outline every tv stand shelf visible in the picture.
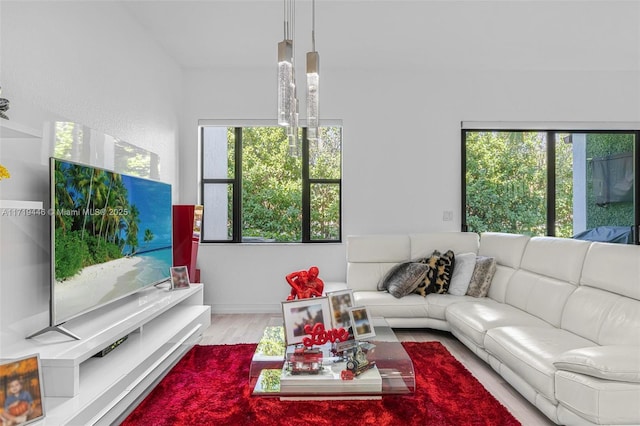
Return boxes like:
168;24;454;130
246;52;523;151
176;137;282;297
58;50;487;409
1;284;210;426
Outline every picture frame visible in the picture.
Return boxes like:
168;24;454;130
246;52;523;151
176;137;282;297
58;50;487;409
348;306;376;340
281;297;331;346
0;354;45;425
192;205;203;242
170;266;191;290
326;289;355;330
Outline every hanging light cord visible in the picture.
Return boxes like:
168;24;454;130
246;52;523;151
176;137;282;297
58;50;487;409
312;0;316;52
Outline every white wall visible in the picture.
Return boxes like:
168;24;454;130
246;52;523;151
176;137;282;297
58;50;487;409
179;1;640;312
0;1;182;343
1;1;638;324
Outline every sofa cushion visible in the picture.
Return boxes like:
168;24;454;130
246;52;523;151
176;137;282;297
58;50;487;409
478;232;530;269
446;299;552;348
519;236;591;285
379;262;429;298
554;346;640;383
580;241;640;300
353;291;429;318
409;232;479;259
478;232;530;303
347;234;411;292
484;326;595;402
466;256;496;297
555;370;640;425
562;286;640;346
426;293;475;320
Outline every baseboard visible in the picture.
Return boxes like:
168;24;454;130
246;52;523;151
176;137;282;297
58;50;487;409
209;304;282;314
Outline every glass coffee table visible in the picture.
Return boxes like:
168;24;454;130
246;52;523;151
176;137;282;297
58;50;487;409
250;317;415;400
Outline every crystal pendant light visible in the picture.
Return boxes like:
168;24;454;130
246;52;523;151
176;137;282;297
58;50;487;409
278;40;293;126
306;0;319;140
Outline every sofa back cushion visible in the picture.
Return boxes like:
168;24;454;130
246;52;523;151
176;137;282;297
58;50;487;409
562;287;640;345
478;232;530;302
580;242;640;300
504;237;591;326
561;242;640;345
347;235;411;291
409;232;479;259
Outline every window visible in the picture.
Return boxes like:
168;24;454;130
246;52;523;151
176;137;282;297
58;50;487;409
200;125;342;243
462;127;639;244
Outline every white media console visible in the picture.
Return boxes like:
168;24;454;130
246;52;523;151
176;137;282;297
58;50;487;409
0;283;210;425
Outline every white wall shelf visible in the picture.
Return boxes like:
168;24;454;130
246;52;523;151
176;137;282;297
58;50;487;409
0;119;42;139
0;199;44;210
0;283;210;426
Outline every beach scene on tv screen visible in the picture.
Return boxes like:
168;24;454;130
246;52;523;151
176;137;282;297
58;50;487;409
53;160;172;323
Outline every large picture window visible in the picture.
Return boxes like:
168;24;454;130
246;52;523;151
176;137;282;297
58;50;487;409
462;127;639;244
200;125;342;243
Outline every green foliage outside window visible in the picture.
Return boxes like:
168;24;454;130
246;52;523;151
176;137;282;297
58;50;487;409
207;126;342;242
585;134;634;229
240;127;303;241
466;130;634;239
466;131;575;236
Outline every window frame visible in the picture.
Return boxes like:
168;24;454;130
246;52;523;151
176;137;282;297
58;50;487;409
461;124;640;244
200;124;342;244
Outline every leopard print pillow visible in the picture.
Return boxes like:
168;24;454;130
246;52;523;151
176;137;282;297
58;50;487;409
413;250;456;296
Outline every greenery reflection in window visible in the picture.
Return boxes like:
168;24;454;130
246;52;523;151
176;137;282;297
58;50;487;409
201;126;342;243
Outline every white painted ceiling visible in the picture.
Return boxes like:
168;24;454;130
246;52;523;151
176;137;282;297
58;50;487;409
118;0;638;71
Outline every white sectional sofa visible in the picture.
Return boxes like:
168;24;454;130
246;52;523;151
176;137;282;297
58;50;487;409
326;232;640;425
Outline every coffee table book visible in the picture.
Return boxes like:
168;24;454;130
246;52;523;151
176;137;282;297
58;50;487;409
253;363;383;400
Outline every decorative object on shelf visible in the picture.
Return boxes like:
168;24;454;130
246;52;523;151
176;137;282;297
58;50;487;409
0;164;10;181
281;296;331;345
285;265;324;300
301;322;349;347
170;266;191;290
349;306;376;340
0;354;45;425
0;85;9;120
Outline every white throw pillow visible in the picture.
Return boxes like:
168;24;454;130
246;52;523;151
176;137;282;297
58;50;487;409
448;252;476;296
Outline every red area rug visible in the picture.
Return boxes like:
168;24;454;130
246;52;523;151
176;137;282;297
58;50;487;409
122;342;520;426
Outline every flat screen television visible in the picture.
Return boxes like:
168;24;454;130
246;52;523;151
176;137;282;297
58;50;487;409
28;158;172;340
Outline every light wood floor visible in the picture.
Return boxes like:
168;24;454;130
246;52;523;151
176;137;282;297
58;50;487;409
202;313;555;426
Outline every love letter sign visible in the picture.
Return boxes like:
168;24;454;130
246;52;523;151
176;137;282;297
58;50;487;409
302;323;349;347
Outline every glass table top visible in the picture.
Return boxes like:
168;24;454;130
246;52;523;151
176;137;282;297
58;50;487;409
250;318;415;398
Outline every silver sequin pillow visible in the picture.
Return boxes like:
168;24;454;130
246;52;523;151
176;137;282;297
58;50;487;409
379;262;429;298
466;256;497;298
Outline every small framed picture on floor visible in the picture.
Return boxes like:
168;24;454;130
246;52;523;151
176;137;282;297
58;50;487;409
349;306;376;340
170;266;191;290
0;354;45;425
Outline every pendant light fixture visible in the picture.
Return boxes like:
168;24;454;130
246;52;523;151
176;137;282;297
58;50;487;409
306;0;319;141
278;0;320;154
277;0;294;127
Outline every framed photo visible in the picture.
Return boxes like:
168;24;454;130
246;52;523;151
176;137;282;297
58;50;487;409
349;306;376;340
281;297;331;346
0;354;45;425
170;266;191;290
192;205;203;241
327;289;355;330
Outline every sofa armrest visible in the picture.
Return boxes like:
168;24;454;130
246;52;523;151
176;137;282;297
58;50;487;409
554;345;640;383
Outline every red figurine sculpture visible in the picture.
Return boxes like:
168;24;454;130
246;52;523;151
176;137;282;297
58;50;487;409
286;266;324;300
